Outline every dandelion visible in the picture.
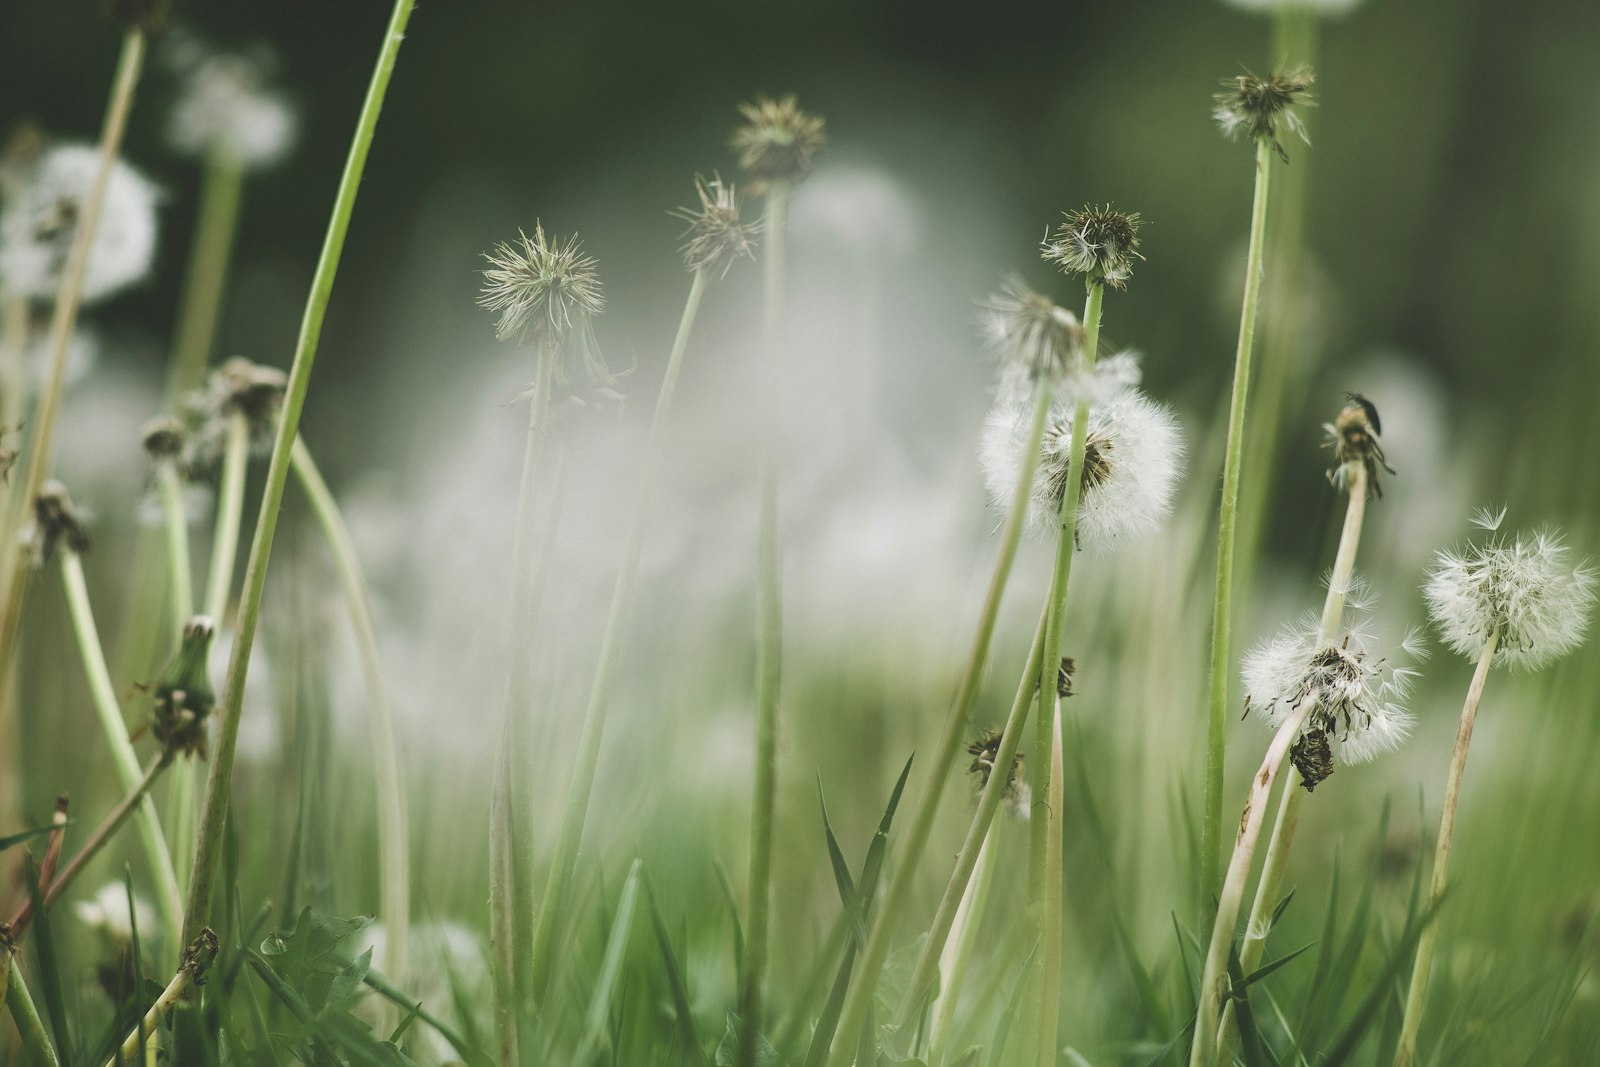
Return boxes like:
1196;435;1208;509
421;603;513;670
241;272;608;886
151;616;217;759
789;163;921;263
75;881;158;944
1221;0;1365;14
1041;204;1144;290
672;175;759;278
186;356;288;464
0;143;159;303
1214;68;1316;163
978;277;1085;383
478;222;604;347
164;40;297;168
29;479;91;565
967;728;1029;819
730;94;826;187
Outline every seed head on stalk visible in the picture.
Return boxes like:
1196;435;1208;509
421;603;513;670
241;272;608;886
730;94;826;188
1214;68;1316;163
672;175;760;278
1041;204;1144;290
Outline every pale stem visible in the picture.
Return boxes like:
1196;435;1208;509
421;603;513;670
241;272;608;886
156;461;195;638
164;153;246;404
526;269;710;1012
103;931;218;1067
1201;136;1276;909
1189;697;1315;1067
928;829;997;1062
488;701;521;1067
291;438;411;995
0;294;27;535
1035;697;1068;1066
203;411;250;623
1393;629;1501;1067
59;548;183;948
182;0;418;947
4;965;62;1067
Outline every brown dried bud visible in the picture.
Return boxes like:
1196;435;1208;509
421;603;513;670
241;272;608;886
32;480;91;563
1290;728;1335;792
140;415;186;460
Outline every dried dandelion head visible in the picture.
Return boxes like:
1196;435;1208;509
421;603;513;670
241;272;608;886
1214;68;1316;162
187;357;288;464
672;175;759;278
151;615;217;759
968;729;1029;819
478;223;605;347
1323;393;1394;497
730;95;826;187
1041;205;1144;290
141;415;187;462
31;480;91;564
978;277;1084;383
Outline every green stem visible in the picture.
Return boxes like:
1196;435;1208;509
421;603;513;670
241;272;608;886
1201;137;1276;911
833;369;1060;1067
928;825;1000;1063
291;438;411;993
165;153;246;405
203;412;249;623
488;702;521;1067
182;0;418;947
5;963;62;1067
526;269;710;1013
739;180;790;1067
58;548;183;949
156;461;195;638
1394;629;1501;1067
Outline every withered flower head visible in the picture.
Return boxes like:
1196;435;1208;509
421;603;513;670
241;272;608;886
478;222;605;346
967;729;1029;818
672;175;760;278
1056;656;1076;699
141;414;187;461
1041;205;1144;290
730;95;826;187
1289;728;1335;792
151;616;216;759
978;277;1084;382
1323;392;1394;497
109;0;168;32
32;480;91;563
1214;68;1316;162
188;357;288;463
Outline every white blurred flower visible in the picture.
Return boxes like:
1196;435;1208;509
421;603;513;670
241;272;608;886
1221;0;1364;13
74;881;157;943
981;359;1184;548
26;319;99;393
1243;614;1421;770
1424;516;1596;671
790;163;921;263
0;144;159;303
978;277;1083;383
165;43;297;168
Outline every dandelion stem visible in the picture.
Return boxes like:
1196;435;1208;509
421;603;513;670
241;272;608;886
1189;696;1316;1067
203;412;249;623
290;438;411;992
832;366;1059;1067
4;964;62;1067
488;703;521;1067
1215;462;1367;1060
526;269;710;1014
165;154;246;404
58;547;183;948
156;462;195;638
928;825;1000;1061
740;178;790;1067
1394;628;1500;1067
1201;137;1276;911
182;0;418;947
103;929;218;1067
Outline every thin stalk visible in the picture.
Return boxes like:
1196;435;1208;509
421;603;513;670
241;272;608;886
1030;279;1104;1066
0;31;145;676
511;340;556;625
0;294;28;884
203;411;249;623
526;269;710;1011
1216;464;1368;1059
5;965;62;1067
182;0;418;946
164;153;246;404
0;294;27;534
156;461;195;638
1189;698;1316;1067
291;438;411;992
1393;629;1501;1067
103;930;218;1067
739;178;791;1067
928;828;998;1063
488;704;520;1067
830;370;1059;1067
59;549;183;945
1201;137;1276;909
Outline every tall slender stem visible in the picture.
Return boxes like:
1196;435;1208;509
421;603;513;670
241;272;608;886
4;964;62;1067
928;827;999;1062
1189;698;1316;1067
291;438;411;990
1201;137;1276;909
156;462;195;638
488;701;521;1067
1393;630;1500;1067
165;154;246;404
739;180;791;1066
0;294;30;884
203;412;249;623
182;0;418;946
59;548;182;946
103;930;218;1067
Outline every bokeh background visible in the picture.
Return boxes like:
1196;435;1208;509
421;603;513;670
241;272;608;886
4;0;1600;1062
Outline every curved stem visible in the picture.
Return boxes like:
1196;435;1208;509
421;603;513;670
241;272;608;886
5;965;62;1067
1393;630;1500;1067
203;411;249;623
164;153;245;405
183;0;418;947
1201;137;1276;910
59;549;183;948
291;438;411;991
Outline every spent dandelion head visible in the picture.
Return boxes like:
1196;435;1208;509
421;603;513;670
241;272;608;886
672;174;760;278
967;729;1029;819
979;277;1085;383
31;479;91;564
730;94;826;188
187;356;288;464
164;37;298;169
1214;67;1316;163
140;414;187;462
109;0;169;32
1041;205;1144;290
478;222;604;347
151;615;217;759
1424;517;1596;670
1323;392;1395;497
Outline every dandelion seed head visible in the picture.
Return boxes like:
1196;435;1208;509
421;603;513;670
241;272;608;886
165;41;297;168
978;277;1084;383
141;414;187;461
671;175;759;278
75;882;157;942
967;729;1029;820
730;94;826;186
1424;521;1596;670
1041;205;1144;289
186;356;288;465
477;222;604;346
789;164;921;262
1214;68;1316;162
0;143;159;303
29;479;91;564
1221;0;1364;13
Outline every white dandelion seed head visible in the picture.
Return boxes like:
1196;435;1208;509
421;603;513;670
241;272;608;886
166;45;297;168
789;163;921;263
1221;0;1365;14
978;277;1084;383
980;371;1183;550
1241;614;1418;765
0;144;159;304
1424;522;1596;671
74;881;157;942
